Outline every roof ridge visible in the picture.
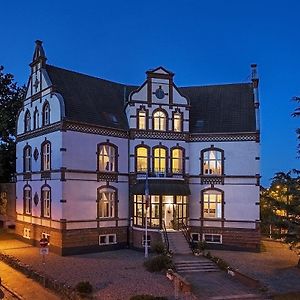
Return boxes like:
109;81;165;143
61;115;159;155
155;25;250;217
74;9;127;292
180;82;252;89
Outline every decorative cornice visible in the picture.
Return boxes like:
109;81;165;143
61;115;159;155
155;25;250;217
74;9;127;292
189;132;258;142
131;129;187;141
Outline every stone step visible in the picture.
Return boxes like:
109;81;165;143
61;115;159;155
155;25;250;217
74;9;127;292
208;294;267;300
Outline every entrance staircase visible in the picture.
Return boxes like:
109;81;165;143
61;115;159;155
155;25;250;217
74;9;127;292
174;256;220;273
167;231;191;255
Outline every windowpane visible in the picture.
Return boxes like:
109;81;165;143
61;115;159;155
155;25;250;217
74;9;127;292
24;147;32;172
172;148;183;173
203;150;222;175
173;113;182;132
43;103;50;126
138;111;146;130
98;144;116;172
153;110;166;131
24;187;31;214
42;188;50;217
42;143;51;171
154;148;166;173
203;190;222;218
137;147;148;172
98;189;115;218
25;111;31;132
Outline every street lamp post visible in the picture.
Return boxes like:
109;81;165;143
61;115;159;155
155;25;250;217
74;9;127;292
145;171;150;258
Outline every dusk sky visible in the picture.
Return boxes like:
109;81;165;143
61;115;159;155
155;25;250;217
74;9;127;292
1;0;299;187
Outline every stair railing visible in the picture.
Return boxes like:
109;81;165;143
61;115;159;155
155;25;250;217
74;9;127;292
179;222;193;252
162;220;170;254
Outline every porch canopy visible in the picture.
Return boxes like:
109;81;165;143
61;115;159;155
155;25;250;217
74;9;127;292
131;179;190;196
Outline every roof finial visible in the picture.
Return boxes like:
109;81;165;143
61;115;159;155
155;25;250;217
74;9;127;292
251;64;259;88
31;40;47;67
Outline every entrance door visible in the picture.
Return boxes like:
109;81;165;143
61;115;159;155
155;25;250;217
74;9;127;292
164;203;174;229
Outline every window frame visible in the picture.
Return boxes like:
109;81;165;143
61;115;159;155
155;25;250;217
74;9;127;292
152;146;168;175
23;185;32;215
97;142;118;173
170;146;185;174
33;107;39;130
135;145;150;173
172;111;183;132
201;188;224;220
23;145;32;172
201;147;224;176
97;186;118;219
152;109;168;131
137;107;148;130
41;141;51;171
42;101;50;126
24;110;31;132
41;184;51;218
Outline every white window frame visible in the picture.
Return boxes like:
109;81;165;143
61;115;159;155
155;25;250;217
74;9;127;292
24;146;32;172
42;233;50;245
42;187;51;218
98;144;116;172
23;228;31;239
142;234;151;247
153;110;167;131
98;234;117;245
203;190;222;219
138;110;146;130
42;142;51;171
191;233;200;242
203;234;222;244
203;150;222;175
173;112;182;132
43;103;50;126
24;186;32;214
98;188;115;218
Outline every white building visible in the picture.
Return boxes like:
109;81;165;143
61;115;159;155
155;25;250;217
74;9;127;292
15;41;260;255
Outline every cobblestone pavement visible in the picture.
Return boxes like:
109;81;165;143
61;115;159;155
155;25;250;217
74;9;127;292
0;233;174;300
210;239;300;295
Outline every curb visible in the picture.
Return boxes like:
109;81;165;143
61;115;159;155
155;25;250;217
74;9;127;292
1;282;23;299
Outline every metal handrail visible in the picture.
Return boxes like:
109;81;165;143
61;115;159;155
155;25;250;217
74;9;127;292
162;220;170;254
179;222;193;251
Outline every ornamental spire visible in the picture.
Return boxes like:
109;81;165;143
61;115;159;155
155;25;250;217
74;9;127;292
30;40;47;68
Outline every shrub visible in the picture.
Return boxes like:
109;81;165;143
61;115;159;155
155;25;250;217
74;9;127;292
197;240;207;251
151;242;166;254
75;281;93;294
144;255;172;272
205;251;212;259
130;295;168;300
216;258;229;270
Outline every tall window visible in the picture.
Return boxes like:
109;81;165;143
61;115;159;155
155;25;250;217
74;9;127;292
153;147;167;173
33;108;39;129
98;187;116;218
203;189;222;219
24;110;31;132
202;149;223;175
23;146;32;172
173;112;182;132
138;110;147;130
153;110;167;131
171;148;183;174
23;185;32;214
41;185;51;218
98;144;117;172
136;146;148;172
42;102;50;126
41;141;51;171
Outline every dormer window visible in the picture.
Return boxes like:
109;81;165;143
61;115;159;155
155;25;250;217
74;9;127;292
153;110;167;131
42;102;50;126
173;112;182;132
138;110;147;130
24;110;31;132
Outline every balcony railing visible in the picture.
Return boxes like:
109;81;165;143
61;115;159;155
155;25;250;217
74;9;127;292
136;168;184;179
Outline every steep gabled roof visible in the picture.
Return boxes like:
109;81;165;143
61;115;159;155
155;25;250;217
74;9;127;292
46;65;137;130
179;83;256;133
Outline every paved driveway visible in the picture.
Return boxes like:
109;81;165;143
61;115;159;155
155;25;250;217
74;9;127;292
210;239;300;295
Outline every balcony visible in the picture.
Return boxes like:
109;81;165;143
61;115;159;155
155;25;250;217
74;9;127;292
136;168;184;180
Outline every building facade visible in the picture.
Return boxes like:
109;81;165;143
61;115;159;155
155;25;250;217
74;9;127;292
15;41;260;255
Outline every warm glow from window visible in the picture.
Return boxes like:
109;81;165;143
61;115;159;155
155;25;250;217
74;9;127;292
137;147;148;172
24;186;32;214
98;145;116;172
42;187;50;217
153;110;167;131
171;148;183;173
98;188;115;218
173;113;182;132
138;110;146;130
203;190;222;218
203;150;222;175
154;147;166;173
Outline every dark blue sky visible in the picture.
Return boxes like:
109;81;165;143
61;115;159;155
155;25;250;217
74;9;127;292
1;0;299;186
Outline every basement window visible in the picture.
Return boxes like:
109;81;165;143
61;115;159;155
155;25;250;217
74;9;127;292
203;234;222;244
99;234;117;245
42;233;50;245
142;235;151;247
191;233;200;242
23;228;31;239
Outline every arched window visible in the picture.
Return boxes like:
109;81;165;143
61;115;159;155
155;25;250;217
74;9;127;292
97;187;116;218
136;146;149;172
42;102;50;126
41;185;51;218
24;110;31;132
98;143;117;172
202;189;223;219
33;108;39;129
137;109;147;130
41;141;51;171
173;112;182;132
23;185;32;214
153;110;167;131
171;148;184;174
153;147;167;174
23;146;32;172
201;148;223;175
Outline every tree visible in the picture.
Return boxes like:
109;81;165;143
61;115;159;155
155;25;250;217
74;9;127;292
0;66;25;182
292;96;300;155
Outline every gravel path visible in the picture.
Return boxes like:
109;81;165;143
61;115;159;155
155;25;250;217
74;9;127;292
210;239;300;294
0;234;174;299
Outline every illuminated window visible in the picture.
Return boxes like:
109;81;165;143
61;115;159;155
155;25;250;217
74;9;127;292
42;102;50;126
138;110;147;130
41;185;51;218
24;185;32;214
98;144;117;172
98;187;116;218
23;146;32;172
203;190;222;219
24;110;31;132
173;112;182;132
202;149;223;175
136;146;148;172
41;141;51;171
153;147;166;173
153;110;167;131
171;148;183;174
